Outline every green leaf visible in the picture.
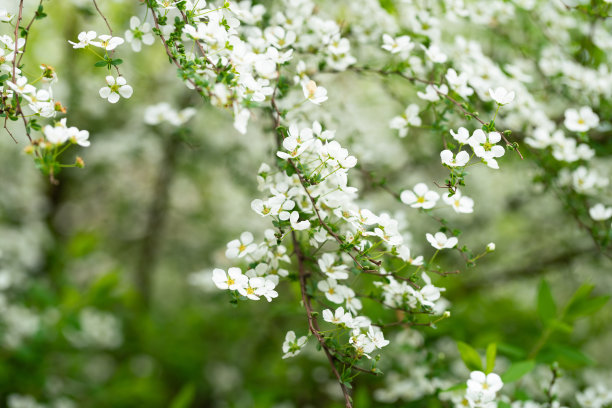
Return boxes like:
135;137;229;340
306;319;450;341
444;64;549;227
485;343;497;374
549;344;593;367
566;295;610;321
497;342;527;359
110;58;123;66
537;280;556;323
94;60;108;68
501;360;535;383
457;341;483;371
443;382;467;392
548;319;573;333
169;383;195;408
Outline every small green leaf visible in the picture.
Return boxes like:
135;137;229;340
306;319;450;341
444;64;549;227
549;344;593;367
537;280;556;323
169;383;195;408
457;341;483;371
501;360;535;383
485;343;497;374
443;382;467;392
94;61;108;68
110;58;123;66
566;295;610;321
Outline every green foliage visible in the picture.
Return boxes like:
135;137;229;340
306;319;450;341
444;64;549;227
456;341;482;372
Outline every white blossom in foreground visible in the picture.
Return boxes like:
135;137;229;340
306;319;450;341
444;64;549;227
426;232;458;250
125;16;155;52
225;232;258;259
450;127;470;144
322;307;351;325
400;183;440;209
465;370;503;408
489;87;515;105
212;267;247;291
99;76;133;104
302;80;328;104
91;34;125;51
68;31;97;48
442;190;474;214
469;130;505;169
282;331;307;359
440;150;470;167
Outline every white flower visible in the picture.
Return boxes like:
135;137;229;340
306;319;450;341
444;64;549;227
466;370;503;395
468;130;505;169
317;278;344;304
225;232;258;259
125;16;155;52
318;253;349;280
212;267;247;290
400;183;440;209
450;127;470;144
156;0;181;10
322;307;351;325
440;150;470;167
289;211;310;230
254;278;278;302
417;273;443;308
389;104;421;138
91;34;125;51
367;326;390;349
68;31;97;48
445;68;473;97
489;87;515;105
421;44;447;63
237;277;265;300
397;246;424;266
426;232;458;249
0;9;14;22
486;242;496;251
99;76;133;104
302;80;328;104
5;77;35;95
381;34;414;56
349;329;376;357
282;331;307;359
442;189;474;213
589;204;612;221
564;107;599;133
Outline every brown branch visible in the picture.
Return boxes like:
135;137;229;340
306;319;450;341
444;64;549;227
92;0;121;76
288;159;382;270
178;8;219;72
16;0;42;67
12;0;23;82
148;6;208;96
292;231;353;408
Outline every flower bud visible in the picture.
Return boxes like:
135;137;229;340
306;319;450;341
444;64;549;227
486;242;496;252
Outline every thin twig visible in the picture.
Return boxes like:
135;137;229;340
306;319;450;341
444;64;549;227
292;231;353;408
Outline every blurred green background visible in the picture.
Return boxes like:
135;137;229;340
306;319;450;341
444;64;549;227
0;0;611;407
